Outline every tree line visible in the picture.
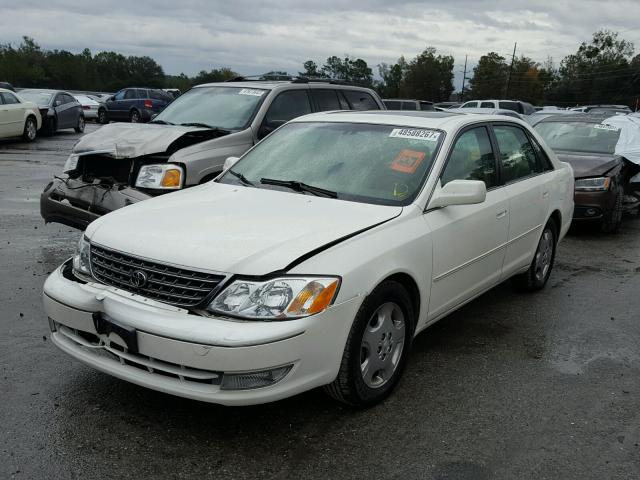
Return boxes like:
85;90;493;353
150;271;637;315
0;31;638;107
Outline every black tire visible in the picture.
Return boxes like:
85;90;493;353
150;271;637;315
129;109;141;123
97;108;108;124
22;116;37;142
324;280;415;407
74;115;85;133
513;220;557;292
601;185;623;233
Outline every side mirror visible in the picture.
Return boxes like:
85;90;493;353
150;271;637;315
223;156;240;171
428;180;486;209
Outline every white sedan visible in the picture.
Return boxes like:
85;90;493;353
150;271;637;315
0;88;41;141
43;112;574;406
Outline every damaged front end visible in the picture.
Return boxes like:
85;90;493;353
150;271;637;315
41;124;227;230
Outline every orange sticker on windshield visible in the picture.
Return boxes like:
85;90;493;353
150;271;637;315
390;150;426;174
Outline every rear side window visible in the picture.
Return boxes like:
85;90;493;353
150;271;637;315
441;126;497;188
419;102;434;111
343;90;378;110
402;101;417;111
311;89;341;111
384;100;401;109
136;89;148;99
498;101;520;112
265;90;312;124
149;90;165;100
493;125;539;182
63;94;76;104
1;92;19;104
123;89;137;100
480;101;494;108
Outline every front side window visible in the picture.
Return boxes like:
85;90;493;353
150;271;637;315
218;122;444;206
1;92;19;104
493;125;539;182
153;86;267;130
264;90;312;124
461;101;478;108
441;127;497;188
343;90;378;110
480;101;494;108
402;102;417;111
113;90;126;101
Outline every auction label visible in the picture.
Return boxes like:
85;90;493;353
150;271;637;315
389;128;441;141
594;124;620;131
238;88;265;96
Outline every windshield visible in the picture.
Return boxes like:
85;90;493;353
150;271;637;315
153;86;267;130
18;91;52;105
218;122;444;206
535;121;621;154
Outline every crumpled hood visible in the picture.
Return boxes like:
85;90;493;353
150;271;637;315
72;123;223;158
554;151;621;178
86;182;402;275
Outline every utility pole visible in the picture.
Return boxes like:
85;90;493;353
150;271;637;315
505;42;517;98
461;55;468;102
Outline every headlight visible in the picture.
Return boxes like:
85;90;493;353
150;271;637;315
135;164;183;189
72;235;91;276
63;154;79;173
574;177;611;192
208;277;340;320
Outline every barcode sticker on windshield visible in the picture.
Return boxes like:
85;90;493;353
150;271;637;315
238;88;265;97
389;128;440;142
594;124;620;131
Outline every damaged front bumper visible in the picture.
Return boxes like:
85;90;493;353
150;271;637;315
40;177;152;230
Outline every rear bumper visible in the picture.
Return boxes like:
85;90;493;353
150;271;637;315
40;177;152;230
43;263;359;405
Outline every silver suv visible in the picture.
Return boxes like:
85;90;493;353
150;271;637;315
41;78;384;230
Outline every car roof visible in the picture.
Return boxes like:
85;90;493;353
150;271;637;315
457;107;519;115
19;88;65;94
289;110;525;130
0;88;15;94
193;81;375;91
536;113;611;124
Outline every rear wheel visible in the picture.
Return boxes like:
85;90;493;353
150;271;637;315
513;220;557;291
324;281;414;407
22;116;37;142
601;186;623;233
129;109;140;123
74;115;85;133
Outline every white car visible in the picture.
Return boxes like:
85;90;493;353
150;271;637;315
43;111;574;406
72;94;101;122
0;88;41;141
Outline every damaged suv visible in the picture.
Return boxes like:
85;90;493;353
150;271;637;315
40;79;384;230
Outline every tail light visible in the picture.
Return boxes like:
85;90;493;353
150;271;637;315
144;99;153;109
82;106;90;110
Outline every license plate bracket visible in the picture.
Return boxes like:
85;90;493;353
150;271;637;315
92;313;139;353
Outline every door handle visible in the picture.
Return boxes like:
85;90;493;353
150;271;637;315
542;191;550;198
496;210;507;219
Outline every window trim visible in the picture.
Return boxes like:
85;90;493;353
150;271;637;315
526;131;555;172
489;122;547;185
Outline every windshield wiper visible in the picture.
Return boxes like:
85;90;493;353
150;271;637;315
260;178;338;198
228;169;254;186
179;122;231;133
149;119;174;125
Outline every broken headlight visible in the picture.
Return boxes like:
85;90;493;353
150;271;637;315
72;235;91;277
63;153;79;173
574;177;610;192
208;277;340;320
135;164;183;190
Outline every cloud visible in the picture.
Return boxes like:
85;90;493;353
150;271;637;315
0;0;637;89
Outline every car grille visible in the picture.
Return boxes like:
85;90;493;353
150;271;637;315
90;245;225;308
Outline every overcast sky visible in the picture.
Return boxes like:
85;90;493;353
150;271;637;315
1;0;638;89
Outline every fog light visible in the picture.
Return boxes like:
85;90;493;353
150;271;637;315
220;365;293;390
586;208;597;217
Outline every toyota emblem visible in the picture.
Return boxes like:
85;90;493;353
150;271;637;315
131;269;148;288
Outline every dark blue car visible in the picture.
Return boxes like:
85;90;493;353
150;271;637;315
105;87;173;123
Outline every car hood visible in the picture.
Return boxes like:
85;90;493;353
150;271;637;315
554;151;621;178
72;123;228;158
86;182;402;276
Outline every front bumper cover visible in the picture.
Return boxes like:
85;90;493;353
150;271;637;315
40;177;152;230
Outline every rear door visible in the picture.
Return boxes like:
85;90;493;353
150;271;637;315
0;92;24;136
491;123;550;278
107;90;126;119
425;125;509;318
310;89;341;112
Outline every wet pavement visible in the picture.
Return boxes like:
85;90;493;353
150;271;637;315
1;125;639;479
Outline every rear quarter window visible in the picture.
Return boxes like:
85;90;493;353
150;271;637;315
343;90;379;110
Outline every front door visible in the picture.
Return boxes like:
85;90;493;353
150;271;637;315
425;125;509;319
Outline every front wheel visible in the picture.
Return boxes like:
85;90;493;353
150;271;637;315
513;220;557;291
74;116;85;133
601;187;623;233
22;117;37;142
324;281;414;407
97;108;108;124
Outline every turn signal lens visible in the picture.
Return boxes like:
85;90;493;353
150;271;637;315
161;169;182;187
287;280;339;316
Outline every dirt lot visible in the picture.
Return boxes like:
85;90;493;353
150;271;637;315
1;125;639;479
